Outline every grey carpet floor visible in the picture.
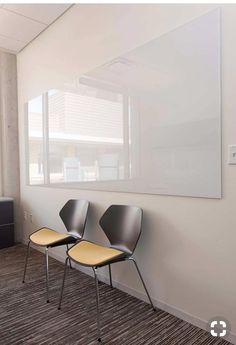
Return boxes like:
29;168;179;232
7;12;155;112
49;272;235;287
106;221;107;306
0;244;232;345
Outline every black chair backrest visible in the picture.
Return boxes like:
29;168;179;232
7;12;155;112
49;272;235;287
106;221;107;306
99;205;143;255
59;199;89;239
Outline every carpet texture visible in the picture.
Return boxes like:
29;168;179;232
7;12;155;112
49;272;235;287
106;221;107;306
0;244;232;345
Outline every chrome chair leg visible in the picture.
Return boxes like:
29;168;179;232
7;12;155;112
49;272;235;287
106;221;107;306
58;257;69;310
45;248;50;303
22;241;31;283
93;267;101;342
66;244;73;269
108;264;113;288
129;258;156;311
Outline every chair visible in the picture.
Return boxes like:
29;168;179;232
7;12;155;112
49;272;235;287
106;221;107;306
22;199;89;303
58;204;155;342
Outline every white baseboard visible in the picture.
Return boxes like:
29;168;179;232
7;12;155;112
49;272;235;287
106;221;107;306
22;238;236;345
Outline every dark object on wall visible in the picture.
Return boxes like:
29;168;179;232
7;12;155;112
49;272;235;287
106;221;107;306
0;197;14;249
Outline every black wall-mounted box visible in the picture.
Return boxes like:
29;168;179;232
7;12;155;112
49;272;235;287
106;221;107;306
0;198;14;249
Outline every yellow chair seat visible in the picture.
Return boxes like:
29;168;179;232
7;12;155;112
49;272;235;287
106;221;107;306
30;228;70;246
68;240;124;266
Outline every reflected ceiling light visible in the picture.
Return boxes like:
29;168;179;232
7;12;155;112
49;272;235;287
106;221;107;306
104;58;133;73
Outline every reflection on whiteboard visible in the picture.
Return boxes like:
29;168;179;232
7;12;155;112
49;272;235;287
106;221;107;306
78;9;221;198
27;9;221;198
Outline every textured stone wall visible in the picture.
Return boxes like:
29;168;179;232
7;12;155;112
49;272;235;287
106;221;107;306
0;51;20;234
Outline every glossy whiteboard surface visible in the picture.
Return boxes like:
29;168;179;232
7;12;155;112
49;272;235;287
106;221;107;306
27;10;221;198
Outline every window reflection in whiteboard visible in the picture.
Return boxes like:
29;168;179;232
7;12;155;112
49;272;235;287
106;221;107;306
28;95;44;185
48;87;131;183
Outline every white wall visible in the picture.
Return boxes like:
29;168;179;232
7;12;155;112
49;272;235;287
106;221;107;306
17;4;236;343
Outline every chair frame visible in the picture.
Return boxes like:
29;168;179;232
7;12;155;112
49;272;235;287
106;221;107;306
58;205;155;342
22;231;74;303
22;199;89;303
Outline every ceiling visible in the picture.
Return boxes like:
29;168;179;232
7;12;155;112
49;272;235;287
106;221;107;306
0;4;72;54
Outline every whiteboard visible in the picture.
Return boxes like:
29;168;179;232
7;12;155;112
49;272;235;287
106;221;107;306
74;9;221;198
28;9;221;198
